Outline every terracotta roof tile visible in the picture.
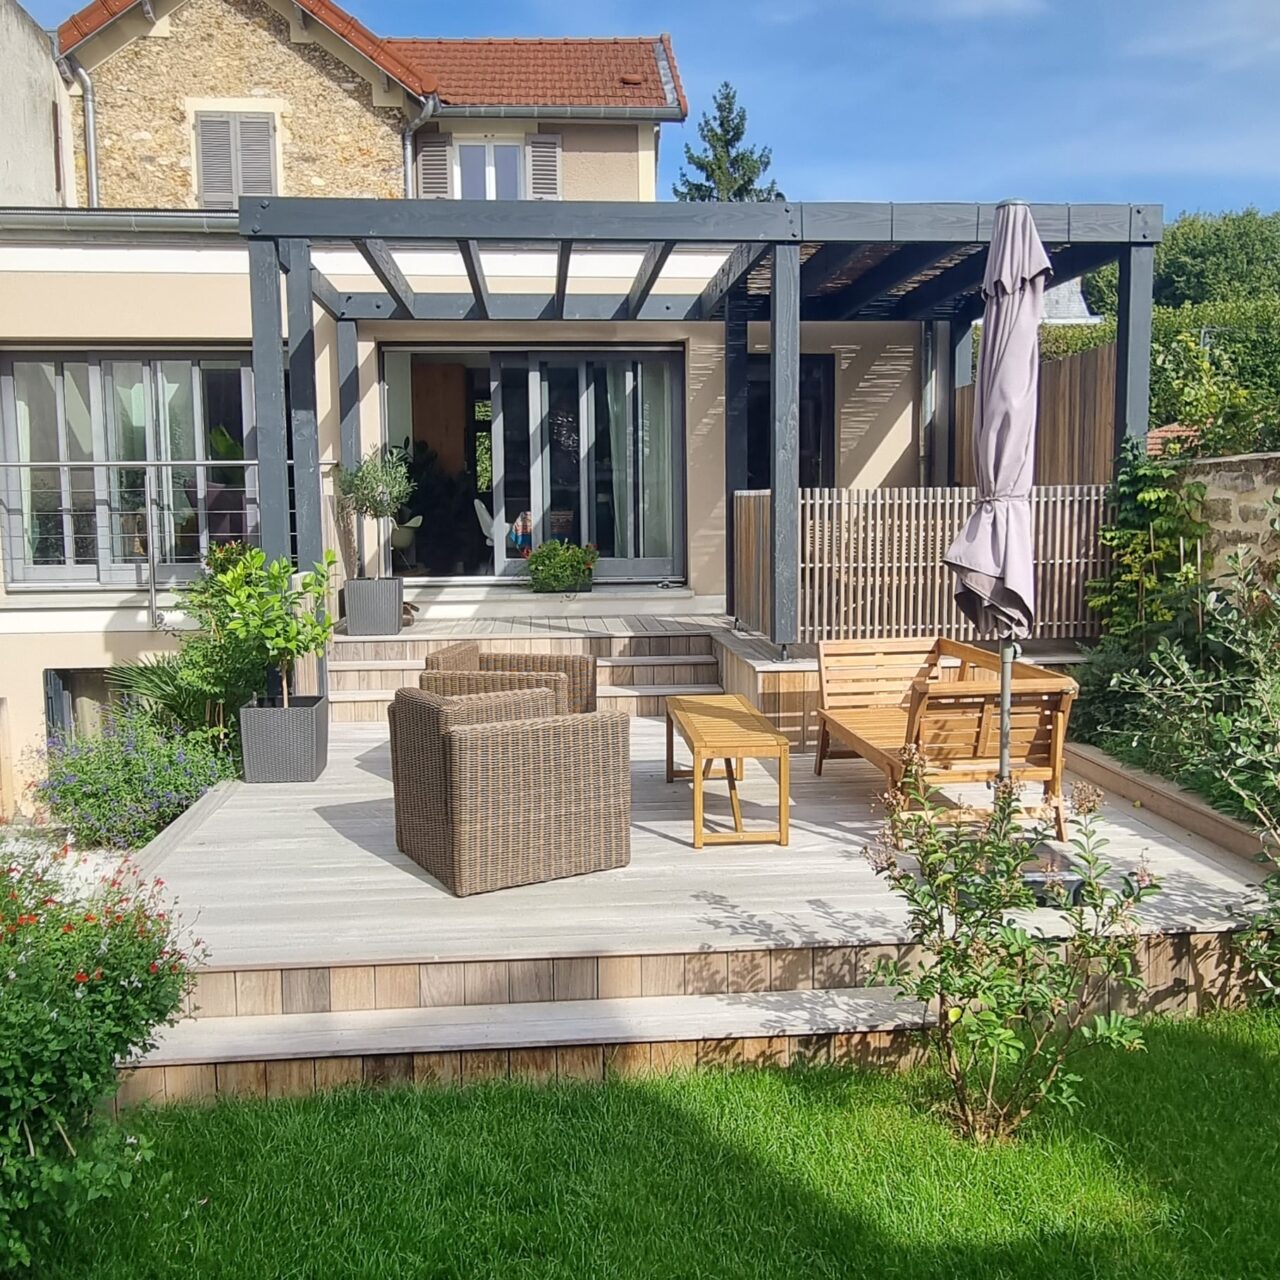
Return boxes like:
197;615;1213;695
55;1;685;116
385;36;684;113
58;0;434;95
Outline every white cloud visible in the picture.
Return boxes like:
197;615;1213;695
1125;0;1280;72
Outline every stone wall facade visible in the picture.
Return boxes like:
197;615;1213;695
1183;451;1280;566
73;0;404;207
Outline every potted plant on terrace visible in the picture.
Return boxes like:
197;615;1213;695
525;540;599;593
336;445;415;635
226;548;336;783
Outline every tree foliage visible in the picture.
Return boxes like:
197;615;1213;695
1084;208;1280;314
672;82;779;203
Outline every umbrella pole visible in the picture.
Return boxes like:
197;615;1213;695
998;639;1018;782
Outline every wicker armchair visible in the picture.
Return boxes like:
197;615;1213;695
387;686;631;896
417;667;572;715
423;640;597;714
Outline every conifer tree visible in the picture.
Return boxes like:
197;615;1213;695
673;82;780;202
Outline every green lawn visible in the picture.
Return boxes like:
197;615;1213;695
42;1012;1280;1280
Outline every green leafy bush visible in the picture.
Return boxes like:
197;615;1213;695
0;829;197;1268
1084;442;1208;652
525;540;599;593
109;542;267;745
37;705;235;850
221;549;335;707
1038;320;1116;362
869;765;1157;1143
335;446;414;522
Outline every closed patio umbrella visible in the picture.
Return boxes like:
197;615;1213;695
943;200;1052;779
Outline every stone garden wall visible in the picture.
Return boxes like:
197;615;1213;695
1182;451;1280;565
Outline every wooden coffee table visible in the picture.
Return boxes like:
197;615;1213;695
665;693;790;848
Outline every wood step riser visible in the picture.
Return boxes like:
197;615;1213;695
330;635;715;661
329;662;719;693
330;687;723;721
186;945;907;1020
118;1029;923;1107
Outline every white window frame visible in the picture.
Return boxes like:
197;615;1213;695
452;138;525;201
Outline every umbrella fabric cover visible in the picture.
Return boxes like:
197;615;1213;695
944;203;1052;639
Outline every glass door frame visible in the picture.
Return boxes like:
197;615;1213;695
384;344;685;584
486;348;685;582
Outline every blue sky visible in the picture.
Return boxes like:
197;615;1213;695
32;0;1280;216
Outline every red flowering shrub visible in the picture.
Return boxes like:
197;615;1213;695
0;826;200;1269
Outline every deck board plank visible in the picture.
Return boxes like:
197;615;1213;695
150;721;1255;971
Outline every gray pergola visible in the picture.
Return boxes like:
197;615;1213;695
239;197;1160;651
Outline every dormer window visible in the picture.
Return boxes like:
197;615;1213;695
456;140;523;200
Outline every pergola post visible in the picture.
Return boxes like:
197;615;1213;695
1114;244;1155;449
247;237;290;562
336;319;360;470
723;288;749;621
284;238;322;570
924;320;955;486
770;242;800;655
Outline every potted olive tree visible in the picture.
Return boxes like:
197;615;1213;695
336;445;415;635
226;549;336;783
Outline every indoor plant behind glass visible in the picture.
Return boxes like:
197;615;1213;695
335;445;415;635
226;549;336;783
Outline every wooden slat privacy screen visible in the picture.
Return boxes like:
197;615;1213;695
955;343;1117;486
733;491;771;637
735;486;1109;644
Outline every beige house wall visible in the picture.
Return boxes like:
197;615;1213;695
0;261;924;805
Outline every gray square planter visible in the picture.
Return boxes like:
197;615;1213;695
344;576;404;636
240;695;329;784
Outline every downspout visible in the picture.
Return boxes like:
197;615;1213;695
402;94;438;198
72;62;99;208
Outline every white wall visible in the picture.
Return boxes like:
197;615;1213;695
0;0;66;206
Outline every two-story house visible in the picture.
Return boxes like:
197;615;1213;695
0;0;1157;811
54;0;682;207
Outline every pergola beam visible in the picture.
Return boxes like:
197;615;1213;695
891;249;988;320
456;239;490;319
626;240;674;320
309;266;343;318
1046;243;1119;286
356;238;415;314
810;243;952;321
697;242;770;320
553;241;571;320
799;242;866;297
328;290;701;322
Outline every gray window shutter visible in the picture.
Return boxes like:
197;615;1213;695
415;131;452;199
526;133;562;200
234;114;276;198
195;114;236;210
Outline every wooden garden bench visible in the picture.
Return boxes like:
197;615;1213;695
814;637;1077;839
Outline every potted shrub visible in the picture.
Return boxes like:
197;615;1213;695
525;540;599;593
335;445;414;635
225;549;336;783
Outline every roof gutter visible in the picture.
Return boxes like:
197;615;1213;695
432;103;685;121
0;207;239;239
402;93;438;198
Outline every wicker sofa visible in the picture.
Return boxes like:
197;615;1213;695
387;685;630;896
421;640;597;714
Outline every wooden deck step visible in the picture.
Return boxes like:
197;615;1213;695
142;987;926;1068
597;683;723;701
597;654;719;668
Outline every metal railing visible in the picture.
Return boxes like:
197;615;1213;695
0;460;263;626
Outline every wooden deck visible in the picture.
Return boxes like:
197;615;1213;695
153;720;1256;976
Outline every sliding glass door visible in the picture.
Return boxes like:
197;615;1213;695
487;351;682;581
